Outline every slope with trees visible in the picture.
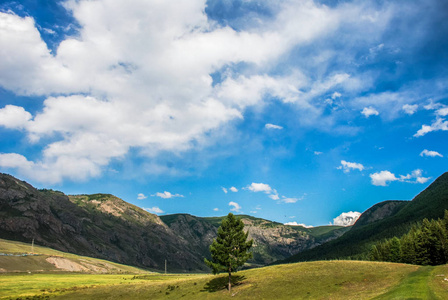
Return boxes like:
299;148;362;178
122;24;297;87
279;172;448;263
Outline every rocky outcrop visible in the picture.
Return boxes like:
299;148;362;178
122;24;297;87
0;173;204;271
352;200;407;229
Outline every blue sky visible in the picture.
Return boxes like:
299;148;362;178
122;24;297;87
0;0;447;226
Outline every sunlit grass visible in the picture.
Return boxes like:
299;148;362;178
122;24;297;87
2;260;447;299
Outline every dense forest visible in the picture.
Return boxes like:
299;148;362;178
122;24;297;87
369;211;448;266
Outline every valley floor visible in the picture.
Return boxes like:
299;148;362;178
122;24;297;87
1;261;447;299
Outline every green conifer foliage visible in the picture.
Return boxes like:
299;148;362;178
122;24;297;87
204;213;253;291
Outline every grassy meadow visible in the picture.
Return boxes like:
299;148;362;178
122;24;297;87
1;260;447;299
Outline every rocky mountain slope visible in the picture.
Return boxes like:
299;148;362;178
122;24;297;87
0;173;349;271
0;173;202;271
280;172;448;263
161;214;350;266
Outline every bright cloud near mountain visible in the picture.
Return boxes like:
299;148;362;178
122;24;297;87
229;201;241;212
137;193;147;200
144;207;164;214
332;211;361;226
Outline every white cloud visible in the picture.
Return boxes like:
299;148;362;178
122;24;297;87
402;104;418;115
361;106;379;117
245;182;272;193
221;187;228;194
332;92;342;99
137;193;147;200
280;196;301;203
245;182;303;204
0;1;403;182
284;222;314;228
338;160;365;173
265;123;283;130
437;107;448;117
153;191;184;199
314;151;323;155
213;208;219;211
229;201;241;212
370;170;398;186
370;169;430;186
414;118;448;137
230;186;238;192
332;211;361;226
0;105;32;129
144;206;164;214
420;149;443;158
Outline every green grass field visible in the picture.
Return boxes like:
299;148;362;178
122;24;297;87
1;261;447;299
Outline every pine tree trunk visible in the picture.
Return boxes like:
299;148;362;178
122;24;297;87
228;269;231;292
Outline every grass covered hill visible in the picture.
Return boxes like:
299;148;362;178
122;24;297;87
160;213;349;266
280;172;448;263
3;260;447;299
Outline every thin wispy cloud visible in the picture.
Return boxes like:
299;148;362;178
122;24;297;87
420;149;443;158
153;191;184;199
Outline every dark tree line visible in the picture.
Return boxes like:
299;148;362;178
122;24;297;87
369;210;448;265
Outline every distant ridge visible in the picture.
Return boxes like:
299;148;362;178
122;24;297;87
279;172;448;263
0;173;348;271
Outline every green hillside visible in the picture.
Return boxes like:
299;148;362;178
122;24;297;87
280;172;448;263
0;238;148;274
2;260;446;299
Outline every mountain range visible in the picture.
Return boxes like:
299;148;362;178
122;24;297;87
0;173;346;271
1;172;447;271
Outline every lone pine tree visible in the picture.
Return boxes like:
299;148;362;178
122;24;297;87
204;213;253;292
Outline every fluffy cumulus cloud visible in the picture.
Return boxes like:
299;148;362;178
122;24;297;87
420;149;443;158
153;191;184;199
0;0;407;183
137;193;147;200
144;207;164;214
361;106;379;118
230;186;238;192
332;211;361;226
370;169;430;186
245;182;302;203
370;170;397;186
229;201;241;212
402;104;418;115
338;160;365;173
414;118;448;137
245;182;272;193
